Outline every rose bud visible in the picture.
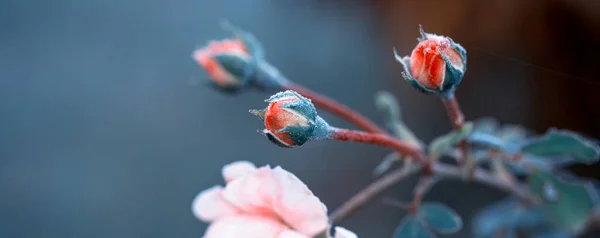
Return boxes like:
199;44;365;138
250;90;331;148
394;25;467;96
192;21;289;94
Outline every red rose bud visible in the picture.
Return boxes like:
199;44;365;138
192;22;288;94
250;90;331;148
394;25;467;96
193;39;250;90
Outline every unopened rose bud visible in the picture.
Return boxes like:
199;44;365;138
250;90;331;148
192;22;288;94
193;39;250;91
394;25;467;96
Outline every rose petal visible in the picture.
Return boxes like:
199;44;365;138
271;166;329;236
202;214;286;238
191;50;240;87
222;166;280;219
204;39;248;56
428;54;446;89
410;44;425;81
192;185;240;222
222;161;257;183
277;230;311;238
334;227;358;238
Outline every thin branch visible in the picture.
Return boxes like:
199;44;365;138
409;175;439;214
329;164;420;223
329;161;539;224
432;163;537;202
330;128;424;161
441;96;465;130
285;83;387;134
441;96;469;167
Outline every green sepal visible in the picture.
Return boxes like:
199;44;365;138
281;98;317;123
212;53;253;91
439;48;464;94
220;20;265;60
279;124;315;146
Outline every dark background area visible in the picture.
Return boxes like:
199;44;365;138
0;0;598;237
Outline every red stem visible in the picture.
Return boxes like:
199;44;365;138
409;176;430;214
442;96;469;166
331;128;423;160
285;84;387;134
441;96;465;130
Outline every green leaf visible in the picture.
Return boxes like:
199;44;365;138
521;129;600;164
528;170;598;233
394;216;436;238
472;197;556;238
418;202;463;234
373;152;400;177
531;231;574;238
473;117;499;135
428;122;473;159
374;91;422;147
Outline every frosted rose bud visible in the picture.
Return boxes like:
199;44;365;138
394;25;467;96
193;39;251;91
192;22;288;94
250;90;331;148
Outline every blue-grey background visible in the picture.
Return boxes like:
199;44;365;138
1;0;599;237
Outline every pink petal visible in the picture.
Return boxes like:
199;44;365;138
334;227;358;238
202;215;286;238
428;55;446;89
192;185;240;222
277;230;312;238
271;166;329;236
222;161;257;183
222;166;280;219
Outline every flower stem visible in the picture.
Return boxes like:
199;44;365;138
441;95;469;167
409;175;437;214
329;165;419;223
441;95;465;130
330;128;423;160
329;161;538;224
285;83;387;134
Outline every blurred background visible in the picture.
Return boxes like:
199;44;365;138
1;0;599;237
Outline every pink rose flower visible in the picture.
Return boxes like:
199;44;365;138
193;161;357;238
